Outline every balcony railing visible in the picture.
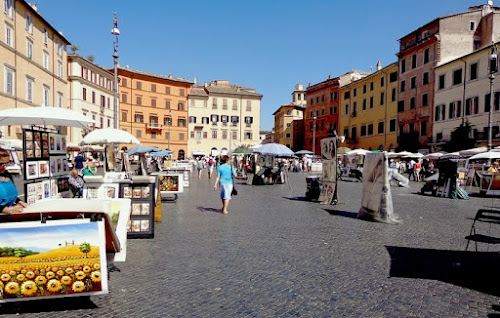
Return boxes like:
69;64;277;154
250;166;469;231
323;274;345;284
146;123;163;130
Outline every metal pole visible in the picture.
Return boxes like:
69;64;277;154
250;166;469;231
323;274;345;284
312;117;317;155
488;73;495;150
112;13;120;129
168;110;171;151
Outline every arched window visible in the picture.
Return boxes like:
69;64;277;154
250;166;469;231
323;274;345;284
178;149;185;160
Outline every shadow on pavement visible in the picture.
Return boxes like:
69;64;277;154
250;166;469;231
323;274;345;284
197;206;222;214
0;296;97;314
283;196;309;201
324;209;358;219
386;246;500;297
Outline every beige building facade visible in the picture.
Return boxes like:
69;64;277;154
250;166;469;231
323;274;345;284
67;54;115;144
187;80;262;157
0;0;70;138
434;43;500;148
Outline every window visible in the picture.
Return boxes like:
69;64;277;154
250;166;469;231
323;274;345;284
412;54;417;69
401;59;406;73
232;131;237;140
92;91;95;104
212;130;217;139
435;104;446;121
190;131;195;139
43;52;49;70
178;118;186;127
91;72;95;83
370;82;374;91
410;76;416;89
448;101;462;119
26;77;33;102
179;89;185;96
424;48;430;64
165;132;170;140
439;75;445;89
222;130;228;139
378;121;384;134
391;88;396;102
122;78;127;87
4;0;13;18
25;13;33;34
232;99;238;110
100;95;105;107
122;112;127;122
422;72;429;85
352;88;357;97
362;99;367;111
178;102;184;111
151;131;156;139
422;93;428;107
363;84;367;94
470;63;478;80
222;99;228;109
245;132;252;140
165;86;170;94
321;95;325;102
390;119;396;132
136;82;142;89
122;94;127;103
231;116;239;124
398;100;405;112
389;72;397;82
151;99;156;107
4;66;13;95
136;96;142;105
415;122;426;138
211;114;219;123
380;77;385;87
409;124;415;133
202;117;209;124
344;91;350;99
189;116;196;124
466;96;479;115
83;88;87;101
246;100;252;111
361;125;366;137
410;97;416;109
57;92;63;107
400;80;406;92
368;124;374;135
321;108;325;115
453;69;463;85
135;113;144;123
470;21;475;31
370;96;374;108
57;42;63;57
43;28;48;45
5;23;12;47
151;84;156;92
164;117;172;126
43;85;50;106
136;130;142;138
27;39;33;59
165;100;171;109
380;92;385;106
57;61;63;78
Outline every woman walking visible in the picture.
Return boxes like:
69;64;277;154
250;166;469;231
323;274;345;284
213;155;236;215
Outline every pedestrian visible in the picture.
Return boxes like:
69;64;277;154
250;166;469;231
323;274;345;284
213;155;236;215
73;152;85;176
408;159;416;181
196;157;204;179
414;160;422;181
83;158;97;176
207;156;215;179
0;147;28;214
488;161;499;173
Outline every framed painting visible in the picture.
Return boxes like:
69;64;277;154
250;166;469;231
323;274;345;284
83;186;100;199
158;174;184;194
100;184;119;199
38;160;49;178
0;219;108;303
26;161;38;180
107;199;131;262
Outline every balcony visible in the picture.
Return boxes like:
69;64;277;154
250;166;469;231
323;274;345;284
146;123;163;130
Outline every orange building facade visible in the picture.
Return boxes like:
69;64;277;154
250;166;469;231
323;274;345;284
116;67;193;159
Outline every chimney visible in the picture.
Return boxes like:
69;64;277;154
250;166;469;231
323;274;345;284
376;61;382;71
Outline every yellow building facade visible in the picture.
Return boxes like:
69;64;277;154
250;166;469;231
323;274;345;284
273;103;305;150
0;1;70;138
117;67;193;159
339;62;399;151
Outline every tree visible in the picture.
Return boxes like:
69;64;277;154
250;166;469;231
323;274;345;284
444;122;475;153
79;242;91;258
86;55;95;63
70;44;79;53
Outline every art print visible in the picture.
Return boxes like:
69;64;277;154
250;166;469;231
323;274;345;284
25;130;33;142
132;187;142;198
42;180;50;199
56;136;61;151
131;203;141;215
61;137;66;152
26;183;36;195
27;195;36;205
141;186;150;198
26;162;38;180
140;220;150;232
101;184;118;199
50;157;57;175
107;199;131;262
123;186;132;198
50;179;58;198
131;220;141;232
38;160;49;178
83;186;99;199
26;149;34;159
141;203;150;215
0;219;108;303
49;135;55;151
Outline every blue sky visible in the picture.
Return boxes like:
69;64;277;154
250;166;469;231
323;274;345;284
35;0;489;130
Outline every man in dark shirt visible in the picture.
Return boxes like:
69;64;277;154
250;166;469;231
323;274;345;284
74;152;85;176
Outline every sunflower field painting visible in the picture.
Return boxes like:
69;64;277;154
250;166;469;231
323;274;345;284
0;219;108;302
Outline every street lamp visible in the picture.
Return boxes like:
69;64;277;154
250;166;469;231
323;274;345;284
167;110;172;151
488;42;498;151
111;13;120;129
312;116;317;155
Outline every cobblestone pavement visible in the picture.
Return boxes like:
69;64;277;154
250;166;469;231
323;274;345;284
3;171;500;317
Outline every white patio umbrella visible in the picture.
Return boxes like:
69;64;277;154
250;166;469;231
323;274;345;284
441;151;461;159
346;149;369;156
459;146;487;157
468;151;500;160
396;151;413;157
253;143;295;157
423;152;446;159
403;153;424;158
80;128;140;145
0;106;95;129
0;138;23;150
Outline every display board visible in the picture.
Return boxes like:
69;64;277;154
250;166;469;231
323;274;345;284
152;172;184;194
0;218;108;303
120;182;155;239
318;137;337;204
